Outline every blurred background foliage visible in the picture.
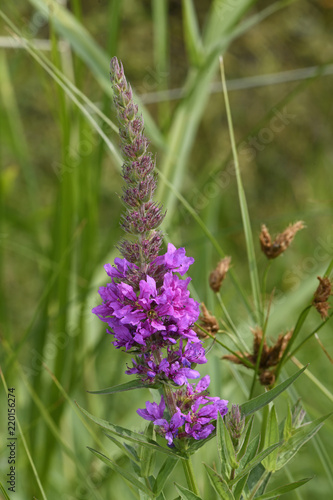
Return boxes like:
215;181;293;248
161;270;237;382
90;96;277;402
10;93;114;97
0;0;332;499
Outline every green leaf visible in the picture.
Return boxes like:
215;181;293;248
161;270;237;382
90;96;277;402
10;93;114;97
237;415;254;461
240;366;307;417
230;443;280;487
153;457;179;496
88;447;153;496
262;406;279;472
140;422;156;478
234;433;259;500
204;464;235;500
246;463;266;495
238;434;260;471
255;477;312;499
104;433;140;464
220;413;239;470
87;379;161;395
217;412;232;480
76;402;184;460
174;483;203;500
233;475;247;500
275;413;332;471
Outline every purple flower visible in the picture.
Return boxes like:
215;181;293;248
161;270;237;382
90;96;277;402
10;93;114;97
92;249;200;351
153;243;195;276
137;396;165;421
154;409;185;446
125;348;201;385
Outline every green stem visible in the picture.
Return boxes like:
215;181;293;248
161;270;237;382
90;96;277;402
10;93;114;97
288;312;333;359
249;327;266;399
274;304;312;384
195;323;255;369
261;260;272;334
182;458;200;496
216;292;249;351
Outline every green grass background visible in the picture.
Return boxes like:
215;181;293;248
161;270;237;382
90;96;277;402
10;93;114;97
0;0;333;498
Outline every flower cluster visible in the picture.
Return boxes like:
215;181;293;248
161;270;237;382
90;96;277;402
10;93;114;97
93;57;228;446
92;243;200;352
137;376;228;444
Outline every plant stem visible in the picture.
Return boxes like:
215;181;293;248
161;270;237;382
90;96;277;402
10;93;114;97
182;458;200;496
216;292;249;351
287;311;333;359
274;305;312;383
195;323;255;369
261;260;272;332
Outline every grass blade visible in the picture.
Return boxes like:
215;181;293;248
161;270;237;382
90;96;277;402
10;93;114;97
219;56;261;325
182;0;204;66
26;0;166;149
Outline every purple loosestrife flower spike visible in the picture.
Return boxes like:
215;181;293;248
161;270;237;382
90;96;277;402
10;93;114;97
92;58;229;446
110;57;165;277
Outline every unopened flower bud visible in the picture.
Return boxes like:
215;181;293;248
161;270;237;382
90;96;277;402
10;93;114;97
226;405;245;442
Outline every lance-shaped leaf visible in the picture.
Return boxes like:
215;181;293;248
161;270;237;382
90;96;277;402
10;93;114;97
76;402;185;459
140;422;156;478
104;433;140;464
240;366;307;417
87;379;161;395
262;406;279;472
234;432;259;500
88;447;154;496
229;443;280;487
246;463;266;495
275;413;332;471
237;415;254;461
217;413;239;475
204;464;235;500
255;477;312;499
174;483;203;500
153;457;179;497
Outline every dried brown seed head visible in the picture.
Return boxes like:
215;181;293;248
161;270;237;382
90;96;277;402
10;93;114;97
223;327;293;386
193;303;219;339
312;276;332;319
209;256;231;293
260;221;305;259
